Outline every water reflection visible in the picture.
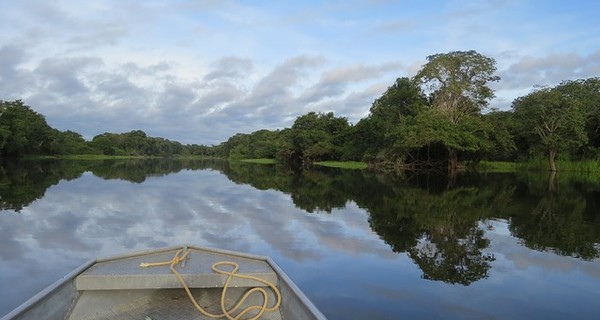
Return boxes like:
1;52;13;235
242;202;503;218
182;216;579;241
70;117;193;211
219;161;600;263
0;158;224;212
509;172;600;260
1;159;599;319
2;159;599;266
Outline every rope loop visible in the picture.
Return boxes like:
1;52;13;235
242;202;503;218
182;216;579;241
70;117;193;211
140;248;281;320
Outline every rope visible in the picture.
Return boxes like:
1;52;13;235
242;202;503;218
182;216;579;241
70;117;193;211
140;248;281;320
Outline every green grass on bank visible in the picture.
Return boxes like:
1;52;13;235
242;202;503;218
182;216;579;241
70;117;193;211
239;158;278;164
236;159;368;169
477;160;600;173
518;159;600;172
314;161;368;169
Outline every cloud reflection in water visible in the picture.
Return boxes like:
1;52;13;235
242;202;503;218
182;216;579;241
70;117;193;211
0;168;393;316
1;167;599;319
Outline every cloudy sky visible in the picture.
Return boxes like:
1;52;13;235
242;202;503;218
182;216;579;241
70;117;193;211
1;0;599;145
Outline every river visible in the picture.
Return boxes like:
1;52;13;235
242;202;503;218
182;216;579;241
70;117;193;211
0;159;599;319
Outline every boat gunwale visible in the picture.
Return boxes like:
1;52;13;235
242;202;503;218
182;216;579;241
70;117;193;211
1;244;327;320
265;256;327;320
93;244;272;264
0;259;94;320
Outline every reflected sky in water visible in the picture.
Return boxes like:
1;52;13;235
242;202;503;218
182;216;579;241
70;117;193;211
1;168;599;319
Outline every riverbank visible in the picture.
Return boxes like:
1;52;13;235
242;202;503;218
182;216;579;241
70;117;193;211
20;155;600;173
477;160;600;173
235;159;369;169
238;158;278;164
314;161;368;169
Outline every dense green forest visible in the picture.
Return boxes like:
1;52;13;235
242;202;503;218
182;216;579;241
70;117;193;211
216;51;600;172
0;100;217;158
2;50;599;171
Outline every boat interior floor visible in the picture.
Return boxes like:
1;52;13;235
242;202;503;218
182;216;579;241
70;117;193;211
68;287;283;320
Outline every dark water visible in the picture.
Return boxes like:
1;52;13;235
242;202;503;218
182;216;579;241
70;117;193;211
1;159;599;319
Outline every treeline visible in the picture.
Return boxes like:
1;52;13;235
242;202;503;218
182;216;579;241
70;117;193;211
2;50;599;171
0;100;217;158
216;51;600;172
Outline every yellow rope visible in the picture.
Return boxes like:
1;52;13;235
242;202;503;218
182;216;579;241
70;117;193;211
140;248;281;320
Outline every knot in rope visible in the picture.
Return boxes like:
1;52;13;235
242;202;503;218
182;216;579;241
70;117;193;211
139;249;189;268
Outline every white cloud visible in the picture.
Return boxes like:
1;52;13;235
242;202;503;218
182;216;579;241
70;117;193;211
203;56;253;81
500;50;600;88
299;62;404;105
489;50;600;108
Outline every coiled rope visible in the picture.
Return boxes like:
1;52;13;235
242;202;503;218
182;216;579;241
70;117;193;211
140;248;281;320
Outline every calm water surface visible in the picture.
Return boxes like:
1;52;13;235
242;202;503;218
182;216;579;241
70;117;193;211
0;159;599;319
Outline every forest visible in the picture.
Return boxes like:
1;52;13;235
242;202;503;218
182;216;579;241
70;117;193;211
217;51;600;172
0;100;214;158
1;50;599;172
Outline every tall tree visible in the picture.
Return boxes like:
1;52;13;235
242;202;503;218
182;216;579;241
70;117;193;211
554;77;600;157
366;77;428;162
370;77;427;125
512;87;587;171
480;110;518;161
413;50;500;171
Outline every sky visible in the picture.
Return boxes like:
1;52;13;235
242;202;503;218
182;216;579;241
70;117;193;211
1;0;599;145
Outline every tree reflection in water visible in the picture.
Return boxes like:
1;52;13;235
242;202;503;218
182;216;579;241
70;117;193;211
509;172;600;260
363;180;501;285
408;227;495;286
1;159;599;284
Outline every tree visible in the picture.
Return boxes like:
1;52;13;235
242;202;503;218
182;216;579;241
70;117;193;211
370;77;427;127
480;110;518;161
413;50;500;171
512;87;587;171
366;77;428;162
91;132;124;155
247;129;279;159
291;112;349;164
273;128;295;162
122;130;149;155
345;117;379;161
220;133;251;159
0;100;57;157
54;130;91;155
398;109;489;167
553;77;600;158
